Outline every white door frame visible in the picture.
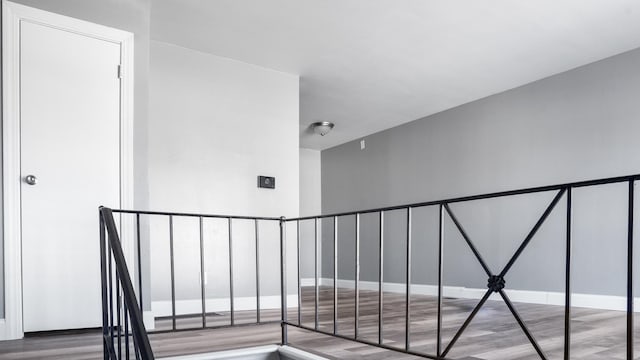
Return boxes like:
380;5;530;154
1;1;134;340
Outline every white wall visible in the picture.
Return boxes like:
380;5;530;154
300;149;321;217
148;41;299;309
149;41;298;218
299;148;322;278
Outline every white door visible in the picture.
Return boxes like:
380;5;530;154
20;20;122;332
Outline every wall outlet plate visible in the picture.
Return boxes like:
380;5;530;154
258;176;275;189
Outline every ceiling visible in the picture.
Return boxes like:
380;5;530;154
151;0;640;150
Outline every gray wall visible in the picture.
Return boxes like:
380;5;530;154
321;47;640;297
1;0;151;319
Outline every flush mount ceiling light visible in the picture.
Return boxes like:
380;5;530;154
312;121;335;136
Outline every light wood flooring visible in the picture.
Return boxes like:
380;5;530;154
0;286;636;359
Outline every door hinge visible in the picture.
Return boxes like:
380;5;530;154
117;64;122;79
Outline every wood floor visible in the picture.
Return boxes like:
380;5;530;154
0;286;636;359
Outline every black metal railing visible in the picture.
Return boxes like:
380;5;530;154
100;207;154;360
100;173;640;360
281;173;638;360
100;207;286;359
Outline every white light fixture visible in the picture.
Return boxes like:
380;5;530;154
312;121;335;136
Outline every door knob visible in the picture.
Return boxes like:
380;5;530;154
25;175;38;185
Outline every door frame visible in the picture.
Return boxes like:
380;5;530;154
1;1;134;340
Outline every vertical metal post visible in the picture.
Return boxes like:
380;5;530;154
314;217;319;330
628;180;635;360
116;271;122;358
297;220;302;325
169;215;176;330
564;188;572;360
255;219;261;324
378;211;384;345
136;213;143;312
437;204;444;357
333;216;338;335
280;217;288;345
405;207;412;351
228;218;235;326
133;214;144;359
108;233;115;352
199;217;206;328
355;213;361;339
124;305;130;359
99;211;109;360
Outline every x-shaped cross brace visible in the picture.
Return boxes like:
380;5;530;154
440;188;566;360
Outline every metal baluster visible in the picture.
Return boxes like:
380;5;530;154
405;207;412;351
564;188;572;360
117;270;122;358
124;305;130;359
378;211;384;345
314;218;319;330
199;217;206;328
355;213;361;339
255;219;261;324
628;180;635;360
169;216;176;330
297;220;302;325
437;204;444;357
136;214;143;312
333;216;338;335
228;218;235;326
108;238;115;353
280;217;288;345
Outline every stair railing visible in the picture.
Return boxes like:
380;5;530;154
100;173;640;360
100;206;155;360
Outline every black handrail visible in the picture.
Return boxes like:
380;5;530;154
285;173;640;221
100;207;155;360
112;208;281;221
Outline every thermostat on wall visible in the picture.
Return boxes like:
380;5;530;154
258;176;275;189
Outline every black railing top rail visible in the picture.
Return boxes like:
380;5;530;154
100;207;155;359
109;173;640;223
111;208;281;221
286;173;640;221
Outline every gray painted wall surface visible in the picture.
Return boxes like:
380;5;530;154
321;47;640;297
0;0;151;319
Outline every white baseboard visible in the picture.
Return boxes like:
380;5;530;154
0;319;6;340
301;278;316;287
151;294;298;318
303;278;640;313
143;311;155;330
